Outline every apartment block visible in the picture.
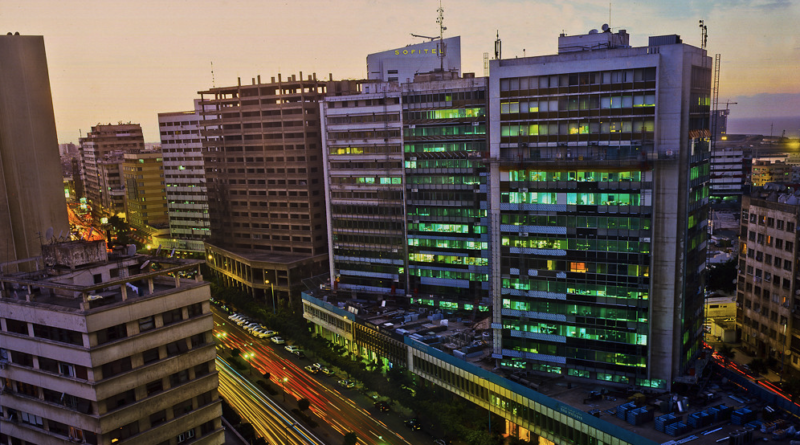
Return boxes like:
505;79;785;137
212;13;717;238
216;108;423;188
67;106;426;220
198;73;329;301
0;240;223;445
739;189;800;370
158;101;211;252
80;124;145;219
0;35;69;266
489;30;711;389
123;150;168;232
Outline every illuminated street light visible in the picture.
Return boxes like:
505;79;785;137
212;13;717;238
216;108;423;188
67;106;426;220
282;376;288;402
265;279;276;314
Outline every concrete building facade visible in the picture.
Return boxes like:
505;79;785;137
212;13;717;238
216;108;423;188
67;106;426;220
0;240;223;445
488;31;712;389
80;124;145;219
198;73;330;300
710;147;745;197
159;101;211;252
739;190;800;371
0;35;69;267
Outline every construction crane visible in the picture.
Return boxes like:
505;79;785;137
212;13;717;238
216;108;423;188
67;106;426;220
725;100;738;110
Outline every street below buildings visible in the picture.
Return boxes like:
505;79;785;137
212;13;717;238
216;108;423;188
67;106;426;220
212;307;426;445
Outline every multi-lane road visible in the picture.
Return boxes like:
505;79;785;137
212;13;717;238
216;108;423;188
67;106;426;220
213;308;421;445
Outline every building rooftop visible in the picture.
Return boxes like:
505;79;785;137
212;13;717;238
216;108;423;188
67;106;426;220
303;288;791;445
0;239;205;314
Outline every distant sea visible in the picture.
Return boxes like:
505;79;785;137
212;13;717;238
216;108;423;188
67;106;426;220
728;117;800;138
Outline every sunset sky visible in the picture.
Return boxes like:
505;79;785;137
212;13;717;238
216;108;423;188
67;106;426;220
4;0;799;142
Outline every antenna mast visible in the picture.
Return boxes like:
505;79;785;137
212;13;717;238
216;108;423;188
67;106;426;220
436;0;446;72
483;52;489;77
494;31;502;60
211;61;216;88
699;20;708;49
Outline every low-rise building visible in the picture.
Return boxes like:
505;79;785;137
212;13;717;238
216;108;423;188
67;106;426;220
0;240;223;445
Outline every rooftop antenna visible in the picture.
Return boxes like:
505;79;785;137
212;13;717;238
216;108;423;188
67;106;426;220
436;0;447;72
211;61;215;88
699;20;708;49
494;31;502;60
483;52;489;76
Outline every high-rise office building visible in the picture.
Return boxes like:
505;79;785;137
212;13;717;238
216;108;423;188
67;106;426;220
80;124;145;219
0;240;223;445
158;101;211;253
199;74;329;301
321;73;491;312
0;35;69;267
123;149;168;232
489;30;711;389
739;189;800;371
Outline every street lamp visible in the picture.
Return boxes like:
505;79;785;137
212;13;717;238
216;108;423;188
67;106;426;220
265;279;276;314
282;376;288;402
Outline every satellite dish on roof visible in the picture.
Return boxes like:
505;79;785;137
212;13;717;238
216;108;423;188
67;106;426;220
155;245;162;257
126;244;137;256
140;260;151;270
601;24;610;32
170;248;175;258
87;227;93;239
45;227;54;242
57;230;63;241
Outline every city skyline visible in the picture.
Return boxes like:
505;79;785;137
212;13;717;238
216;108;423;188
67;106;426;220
4;0;799;143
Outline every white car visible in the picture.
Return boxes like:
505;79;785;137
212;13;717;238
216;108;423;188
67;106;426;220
243;323;259;331
270;336;286;344
285;345;301;354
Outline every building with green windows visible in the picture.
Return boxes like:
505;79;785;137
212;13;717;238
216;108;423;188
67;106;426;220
321;73;491;313
488;30;711;390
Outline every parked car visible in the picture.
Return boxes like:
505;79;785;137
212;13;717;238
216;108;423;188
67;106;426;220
260;329;277;338
294;350;306;358
374;401;390;412
311;363;334;376
285;345;301;354
270;336;285;344
338;379;356;389
304;365;319;374
252;328;271;339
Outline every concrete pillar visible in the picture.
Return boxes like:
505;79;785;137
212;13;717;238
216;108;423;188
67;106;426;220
147;278;154;294
119;285;127;301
